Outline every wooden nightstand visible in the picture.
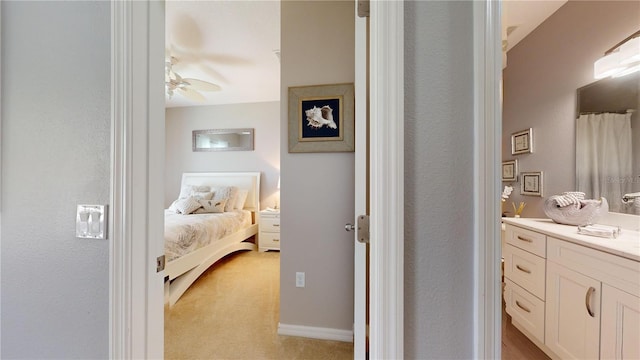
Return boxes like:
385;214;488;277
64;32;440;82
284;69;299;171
259;210;280;252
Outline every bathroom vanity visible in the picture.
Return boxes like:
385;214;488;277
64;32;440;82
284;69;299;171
502;217;640;359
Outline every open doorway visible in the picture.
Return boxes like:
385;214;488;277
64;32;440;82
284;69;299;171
162;1;283;358
500;1;639;358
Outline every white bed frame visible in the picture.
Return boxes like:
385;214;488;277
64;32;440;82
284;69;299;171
164;172;261;306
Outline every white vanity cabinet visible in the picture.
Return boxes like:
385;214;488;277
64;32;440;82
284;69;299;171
502;218;640;360
601;284;640;359
503;225;547;343
545;260;601;359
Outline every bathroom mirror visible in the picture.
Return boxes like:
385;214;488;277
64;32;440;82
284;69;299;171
192;128;254;152
575;72;640;213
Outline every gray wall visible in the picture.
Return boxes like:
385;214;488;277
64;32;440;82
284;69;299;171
280;1;355;331
503;0;640;217
404;1;475;358
1;1;110;358
165;102;280;209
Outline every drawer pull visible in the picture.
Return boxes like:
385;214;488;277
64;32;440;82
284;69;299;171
516;236;533;243
515;300;531;313
516;265;531;274
272;224;280;227
273;238;280;242
586;287;596;317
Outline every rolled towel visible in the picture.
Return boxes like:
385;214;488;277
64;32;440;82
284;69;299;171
577;224;620;239
553;191;585;208
544;196;609;226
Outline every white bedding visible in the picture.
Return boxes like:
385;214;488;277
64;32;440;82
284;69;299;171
164;209;252;262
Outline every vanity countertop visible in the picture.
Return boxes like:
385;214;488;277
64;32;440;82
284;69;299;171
502;217;640;262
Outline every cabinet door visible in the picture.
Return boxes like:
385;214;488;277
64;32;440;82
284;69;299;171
546;261;601;359
601;284;640;359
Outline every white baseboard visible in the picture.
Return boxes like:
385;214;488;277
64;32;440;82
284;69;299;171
277;323;353;343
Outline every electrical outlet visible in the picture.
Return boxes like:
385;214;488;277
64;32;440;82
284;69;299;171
296;272;305;288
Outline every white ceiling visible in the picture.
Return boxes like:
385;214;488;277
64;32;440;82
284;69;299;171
503;0;567;52
164;0;565;108
165;1;280;108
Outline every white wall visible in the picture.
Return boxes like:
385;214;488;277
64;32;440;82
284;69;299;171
165;102;280;209
503;1;640;217
1;1;110;358
404;1;475;358
280;1;355;332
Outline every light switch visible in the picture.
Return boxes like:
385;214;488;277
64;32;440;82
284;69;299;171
76;204;108;239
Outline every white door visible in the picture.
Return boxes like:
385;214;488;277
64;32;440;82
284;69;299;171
545;261;601;359
352;5;368;359
601;284;640;359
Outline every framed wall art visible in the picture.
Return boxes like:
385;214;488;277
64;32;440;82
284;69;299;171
288;83;354;153
520;171;543;196
511;128;533;155
501;159;518;182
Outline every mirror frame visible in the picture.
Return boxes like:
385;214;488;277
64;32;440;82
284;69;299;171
192;128;255;152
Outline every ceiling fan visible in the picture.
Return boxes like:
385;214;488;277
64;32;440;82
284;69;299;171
165;56;221;102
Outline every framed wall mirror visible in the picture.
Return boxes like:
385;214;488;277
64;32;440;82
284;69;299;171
575;72;640;213
192;128;255;152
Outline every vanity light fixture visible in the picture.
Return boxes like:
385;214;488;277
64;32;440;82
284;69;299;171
594;30;640;79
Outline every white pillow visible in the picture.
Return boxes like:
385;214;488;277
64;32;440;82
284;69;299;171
211;186;239;212
191;191;214;200
168;199;181;213
172;196;203;214
235;189;249;210
178;185;211;199
194;198;227;214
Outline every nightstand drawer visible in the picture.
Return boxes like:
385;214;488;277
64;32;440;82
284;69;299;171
261;217;281;232
260;232;280;249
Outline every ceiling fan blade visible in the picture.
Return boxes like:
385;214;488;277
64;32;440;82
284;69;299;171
182;78;222;92
178;87;206;102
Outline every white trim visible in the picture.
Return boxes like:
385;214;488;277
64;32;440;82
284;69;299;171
353;3;367;359
473;1;502;359
110;2;132;357
0;4;3;356
110;1;165;359
369;1;404;359
277;323;353;343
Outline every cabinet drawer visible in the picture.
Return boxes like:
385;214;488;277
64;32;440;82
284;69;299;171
504;244;546;300
260;232;280;250
261;217;281;232
505;279;545;344
505;224;546;257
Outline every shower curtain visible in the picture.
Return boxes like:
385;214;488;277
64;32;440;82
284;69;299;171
576;112;632;213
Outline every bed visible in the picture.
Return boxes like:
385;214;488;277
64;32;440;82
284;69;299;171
164;172;261;306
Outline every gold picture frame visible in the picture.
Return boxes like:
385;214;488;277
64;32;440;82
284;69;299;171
288;83;355;153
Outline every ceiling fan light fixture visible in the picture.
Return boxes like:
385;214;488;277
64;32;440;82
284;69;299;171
164;56;221;101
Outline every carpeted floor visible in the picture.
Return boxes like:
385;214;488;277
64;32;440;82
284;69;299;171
164;250;354;360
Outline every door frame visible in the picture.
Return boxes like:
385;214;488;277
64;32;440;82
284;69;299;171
110;1;165;359
473;1;503;359
109;1;502;359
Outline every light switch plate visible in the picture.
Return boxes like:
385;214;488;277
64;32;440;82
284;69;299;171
76;204;108;239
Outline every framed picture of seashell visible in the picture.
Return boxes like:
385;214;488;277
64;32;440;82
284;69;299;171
288;83;355;153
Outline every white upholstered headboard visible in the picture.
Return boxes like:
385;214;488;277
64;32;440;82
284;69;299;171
180;172;261;212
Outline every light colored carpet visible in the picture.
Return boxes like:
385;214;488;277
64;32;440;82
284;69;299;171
164;250;354;360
